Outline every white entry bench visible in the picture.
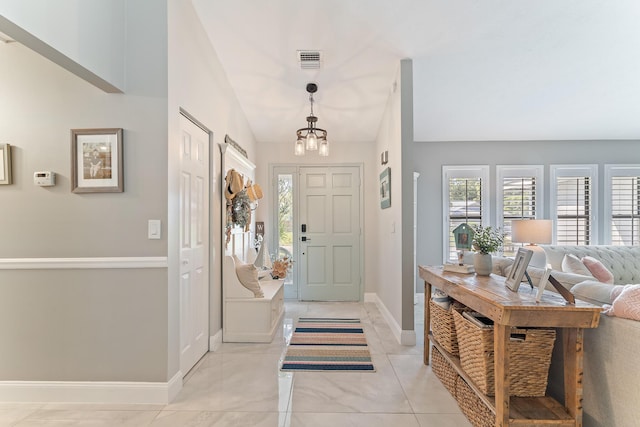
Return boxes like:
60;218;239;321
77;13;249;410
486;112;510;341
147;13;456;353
223;254;284;343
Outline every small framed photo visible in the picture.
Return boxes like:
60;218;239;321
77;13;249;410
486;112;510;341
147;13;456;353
380;167;391;209
71;128;123;193
0;144;12;185
505;248;533;292
536;267;552;302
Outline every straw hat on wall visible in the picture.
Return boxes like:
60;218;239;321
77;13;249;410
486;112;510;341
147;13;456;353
224;169;244;200
246;182;263;202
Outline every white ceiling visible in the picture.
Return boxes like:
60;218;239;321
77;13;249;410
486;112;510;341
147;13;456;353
192;0;640;144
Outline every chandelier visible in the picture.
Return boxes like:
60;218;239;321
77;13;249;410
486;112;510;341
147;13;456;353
294;83;329;156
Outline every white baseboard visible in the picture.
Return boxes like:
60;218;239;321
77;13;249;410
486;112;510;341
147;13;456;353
363;292;377;303
0;371;183;404
167;370;183;403
209;329;222;352
401;329;417;346
368;293;416;346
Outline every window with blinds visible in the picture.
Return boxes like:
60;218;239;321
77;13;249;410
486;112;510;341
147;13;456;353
442;165;488;262
448;177;483;259
555;176;592;245
501;177;537;256
610;176;640;245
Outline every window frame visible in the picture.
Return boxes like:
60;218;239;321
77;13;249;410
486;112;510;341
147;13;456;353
442;165;490;263
604;164;640;245
550;164;598;245
496;165;544;255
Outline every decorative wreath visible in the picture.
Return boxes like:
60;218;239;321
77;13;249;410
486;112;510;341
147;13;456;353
231;189;251;229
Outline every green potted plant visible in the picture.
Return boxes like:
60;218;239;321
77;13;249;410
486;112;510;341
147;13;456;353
471;225;504;275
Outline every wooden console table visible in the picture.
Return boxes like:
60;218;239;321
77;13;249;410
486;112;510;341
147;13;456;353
419;265;601;427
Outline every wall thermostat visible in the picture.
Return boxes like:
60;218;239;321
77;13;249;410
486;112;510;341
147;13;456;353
34;171;56;186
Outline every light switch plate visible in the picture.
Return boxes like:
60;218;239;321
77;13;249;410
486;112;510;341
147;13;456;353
148;220;161;239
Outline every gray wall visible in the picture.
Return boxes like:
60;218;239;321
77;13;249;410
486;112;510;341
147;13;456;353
413;139;640;276
400;59;415;331
0;269;167;381
0;0;170;382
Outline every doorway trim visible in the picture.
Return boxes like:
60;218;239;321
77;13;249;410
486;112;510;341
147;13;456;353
269;163;364;301
177;108;212;376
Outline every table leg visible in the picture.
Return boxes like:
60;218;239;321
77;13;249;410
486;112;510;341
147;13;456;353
424;280;431;365
494;324;510;427
563;328;584;427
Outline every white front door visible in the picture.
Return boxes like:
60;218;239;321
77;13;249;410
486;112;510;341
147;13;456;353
298;166;362;301
179;114;210;376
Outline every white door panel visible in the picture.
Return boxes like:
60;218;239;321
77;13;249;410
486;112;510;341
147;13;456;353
179;114;210;376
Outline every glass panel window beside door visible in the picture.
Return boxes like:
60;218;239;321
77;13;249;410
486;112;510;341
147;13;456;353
277;174;294;287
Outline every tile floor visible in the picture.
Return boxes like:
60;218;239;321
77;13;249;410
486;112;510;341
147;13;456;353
0;301;471;426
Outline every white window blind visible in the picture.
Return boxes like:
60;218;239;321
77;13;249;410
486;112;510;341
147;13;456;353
550;165;598;245
605;165;640;246
497;166;543;256
442;166;489;262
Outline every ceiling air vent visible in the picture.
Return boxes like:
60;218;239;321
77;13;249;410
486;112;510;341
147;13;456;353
297;50;322;70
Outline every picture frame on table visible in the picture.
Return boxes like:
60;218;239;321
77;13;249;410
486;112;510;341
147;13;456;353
505;247;533;292
536;267;552;302
0;144;12;185
71;128;123;193
380;167;391;209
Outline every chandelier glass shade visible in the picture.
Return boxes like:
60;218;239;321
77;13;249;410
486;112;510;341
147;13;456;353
295;83;328;156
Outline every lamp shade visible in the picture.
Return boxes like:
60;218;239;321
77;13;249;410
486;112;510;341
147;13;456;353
511;219;552;244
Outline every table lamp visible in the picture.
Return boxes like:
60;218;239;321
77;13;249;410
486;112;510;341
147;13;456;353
511;219;552;268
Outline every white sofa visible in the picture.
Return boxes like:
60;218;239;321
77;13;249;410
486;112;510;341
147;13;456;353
496;246;640;427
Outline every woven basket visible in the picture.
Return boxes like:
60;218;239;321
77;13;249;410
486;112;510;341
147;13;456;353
455;376;495;427
431;346;459;395
430;300;468;356
452;309;556;397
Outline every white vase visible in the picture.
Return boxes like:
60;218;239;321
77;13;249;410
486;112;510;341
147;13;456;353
474;253;493;276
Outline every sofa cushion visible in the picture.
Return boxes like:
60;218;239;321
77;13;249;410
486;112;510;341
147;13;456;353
562;254;593;276
571;281;621;306
582;256;614;284
493;256;514;277
541;245;640;285
603;284;640;321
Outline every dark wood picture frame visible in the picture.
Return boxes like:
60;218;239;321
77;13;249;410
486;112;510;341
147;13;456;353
71;128;123;193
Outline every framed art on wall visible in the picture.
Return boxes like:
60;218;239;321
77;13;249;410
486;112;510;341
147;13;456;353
380;167;391;209
0;144;12;185
71;128;123;193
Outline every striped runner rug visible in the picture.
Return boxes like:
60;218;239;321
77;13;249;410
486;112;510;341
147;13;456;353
280;318;375;372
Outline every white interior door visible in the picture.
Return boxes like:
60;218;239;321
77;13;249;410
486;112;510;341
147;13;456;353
179;114;210;376
298;166;361;301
